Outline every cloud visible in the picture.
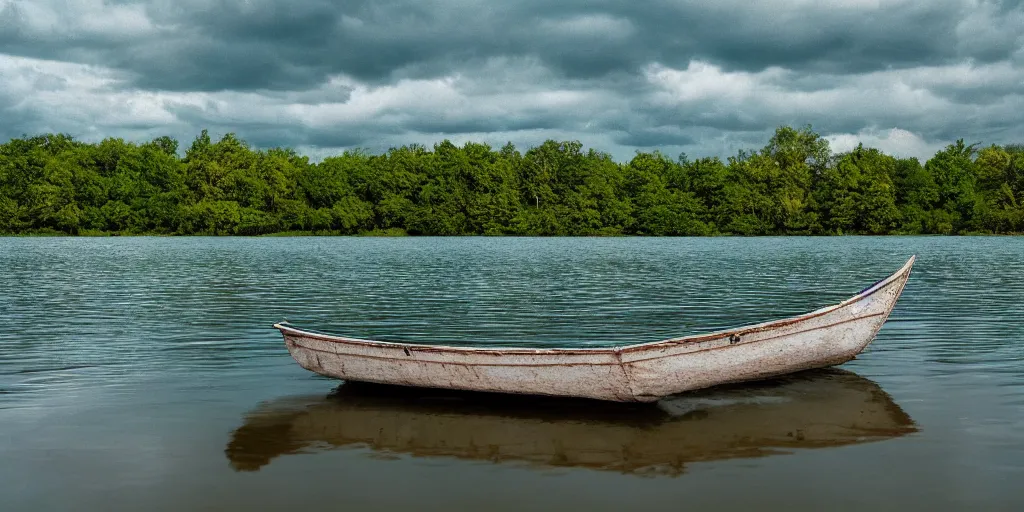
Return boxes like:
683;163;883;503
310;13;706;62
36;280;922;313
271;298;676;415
0;54;178;141
1;0;156;40
0;0;1021;162
643;58;1024;141
826;128;948;159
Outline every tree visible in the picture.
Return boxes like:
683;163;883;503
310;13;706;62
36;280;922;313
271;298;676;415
0;126;1020;236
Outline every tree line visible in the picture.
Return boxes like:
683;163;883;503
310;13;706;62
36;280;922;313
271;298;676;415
1;126;1021;236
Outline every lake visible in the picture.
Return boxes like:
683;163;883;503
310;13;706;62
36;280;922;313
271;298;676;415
1;236;1022;510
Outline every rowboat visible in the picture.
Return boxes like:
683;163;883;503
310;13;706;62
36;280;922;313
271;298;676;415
227;369;917;474
273;256;915;402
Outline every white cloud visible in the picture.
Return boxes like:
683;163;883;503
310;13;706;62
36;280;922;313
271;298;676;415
644;59;956;118
0;54;176;134
0;53;117;93
643;58;1023;148
826;128;946;160
2;0;156;39
887;60;1023;93
645;61;788;103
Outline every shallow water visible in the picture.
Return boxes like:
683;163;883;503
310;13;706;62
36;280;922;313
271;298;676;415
1;236;1022;510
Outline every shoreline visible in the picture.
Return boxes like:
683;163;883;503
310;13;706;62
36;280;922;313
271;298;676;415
2;231;1020;238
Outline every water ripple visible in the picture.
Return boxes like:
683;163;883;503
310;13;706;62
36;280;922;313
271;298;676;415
1;236;1022;405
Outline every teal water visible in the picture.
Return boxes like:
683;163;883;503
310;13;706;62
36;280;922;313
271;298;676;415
1;237;1022;510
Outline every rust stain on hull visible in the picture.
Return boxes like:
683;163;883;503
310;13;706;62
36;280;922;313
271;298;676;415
273;256;916;402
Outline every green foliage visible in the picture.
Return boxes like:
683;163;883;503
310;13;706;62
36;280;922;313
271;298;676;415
815;145;900;234
0;127;1022;236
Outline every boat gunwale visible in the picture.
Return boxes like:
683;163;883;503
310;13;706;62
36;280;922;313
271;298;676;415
273;255;915;356
287;311;890;367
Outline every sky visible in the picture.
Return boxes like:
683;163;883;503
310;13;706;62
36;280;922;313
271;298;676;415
1;0;1022;162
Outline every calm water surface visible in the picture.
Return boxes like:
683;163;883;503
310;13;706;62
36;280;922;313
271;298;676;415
1;237;1022;510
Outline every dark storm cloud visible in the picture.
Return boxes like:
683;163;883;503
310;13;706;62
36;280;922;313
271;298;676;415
4;0;1015;92
612;128;695;148
0;0;1022;160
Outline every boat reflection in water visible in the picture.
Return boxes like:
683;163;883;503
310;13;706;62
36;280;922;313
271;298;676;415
226;369;917;476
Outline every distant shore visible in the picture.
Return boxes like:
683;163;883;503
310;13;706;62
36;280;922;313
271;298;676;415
3;126;1021;237
4;230;1020;237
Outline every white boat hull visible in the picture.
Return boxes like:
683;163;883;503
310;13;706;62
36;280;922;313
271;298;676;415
274;256;915;402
